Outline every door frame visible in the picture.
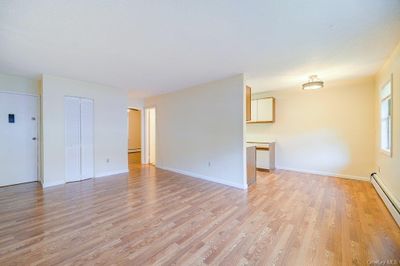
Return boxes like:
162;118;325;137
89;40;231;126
127;107;142;165
0;91;40;184
127;105;145;164
144;107;156;165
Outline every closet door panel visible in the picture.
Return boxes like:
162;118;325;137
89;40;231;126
80;98;94;179
65;96;81;182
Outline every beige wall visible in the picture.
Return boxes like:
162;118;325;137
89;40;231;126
41;75;128;187
0;73;39;94
145;74;247;189
247;77;376;180
375;42;400;205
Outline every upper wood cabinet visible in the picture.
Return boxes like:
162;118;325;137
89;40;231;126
246;86;251;121
248;97;275;123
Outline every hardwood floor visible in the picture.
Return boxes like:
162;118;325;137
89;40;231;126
0;165;399;265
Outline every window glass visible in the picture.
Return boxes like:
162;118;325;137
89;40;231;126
380;81;392;154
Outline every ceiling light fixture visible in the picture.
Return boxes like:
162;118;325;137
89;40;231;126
302;75;324;90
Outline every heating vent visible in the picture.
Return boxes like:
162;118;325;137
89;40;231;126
371;173;400;226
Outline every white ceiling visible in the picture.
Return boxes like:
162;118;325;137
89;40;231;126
0;0;399;97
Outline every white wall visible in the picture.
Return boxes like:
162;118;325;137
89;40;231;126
0;73;38;94
128;93;144;109
41;75;128;187
247;77;376;180
375;41;400;206
145;74;247;189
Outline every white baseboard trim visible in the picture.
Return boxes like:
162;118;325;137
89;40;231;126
40;169;129;188
41;179;65;188
275;166;369;181
158;166;247;190
371;174;400;227
95;169;129;178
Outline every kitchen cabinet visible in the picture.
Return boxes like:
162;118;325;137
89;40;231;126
248;97;275;123
257;98;274;122
246;146;256;185
246;86;251;121
247;142;275;170
251;99;257;121
256;149;270;169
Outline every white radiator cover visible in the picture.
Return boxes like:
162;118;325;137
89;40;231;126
371;174;400;227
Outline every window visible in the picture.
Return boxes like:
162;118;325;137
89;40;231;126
380;79;392;155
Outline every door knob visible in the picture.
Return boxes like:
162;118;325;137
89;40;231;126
32;137;37;140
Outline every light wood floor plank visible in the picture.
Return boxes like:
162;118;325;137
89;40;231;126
0;164;399;265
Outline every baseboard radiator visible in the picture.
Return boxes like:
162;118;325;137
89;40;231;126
371;173;400;227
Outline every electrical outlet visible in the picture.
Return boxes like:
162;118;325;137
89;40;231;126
106;158;110;163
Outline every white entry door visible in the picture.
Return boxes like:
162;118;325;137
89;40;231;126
0;93;38;186
65;96;94;182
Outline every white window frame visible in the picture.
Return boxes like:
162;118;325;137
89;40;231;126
380;76;393;157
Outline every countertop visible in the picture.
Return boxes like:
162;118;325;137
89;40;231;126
246;141;275;150
247;141;275;144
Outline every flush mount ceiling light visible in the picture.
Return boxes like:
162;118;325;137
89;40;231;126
302;75;324;90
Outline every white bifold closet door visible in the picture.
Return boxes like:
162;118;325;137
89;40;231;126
80;98;94;180
65;97;81;182
65;96;94;182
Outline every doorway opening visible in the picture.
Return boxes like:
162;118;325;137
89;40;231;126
127;108;142;166
145;107;156;165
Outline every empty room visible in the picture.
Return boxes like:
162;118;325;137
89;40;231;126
0;1;399;265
